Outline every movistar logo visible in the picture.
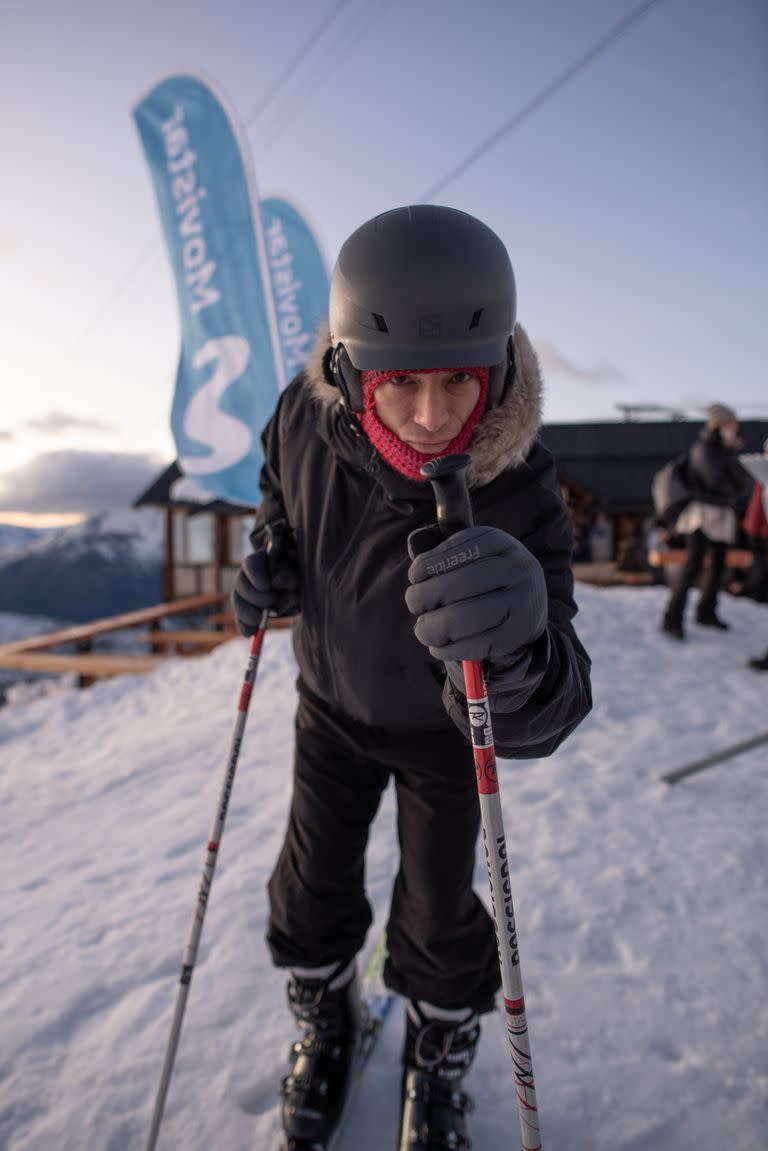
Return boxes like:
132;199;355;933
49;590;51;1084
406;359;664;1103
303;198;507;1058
265;215;312;373
161;104;221;314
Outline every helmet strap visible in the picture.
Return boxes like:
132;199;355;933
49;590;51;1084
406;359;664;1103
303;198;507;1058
487;336;515;409
330;345;364;412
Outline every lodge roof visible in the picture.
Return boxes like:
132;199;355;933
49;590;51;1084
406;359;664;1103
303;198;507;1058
541;419;768;514
133;461;257;515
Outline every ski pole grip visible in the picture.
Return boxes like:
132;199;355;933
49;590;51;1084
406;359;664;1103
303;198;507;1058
420;454;474;538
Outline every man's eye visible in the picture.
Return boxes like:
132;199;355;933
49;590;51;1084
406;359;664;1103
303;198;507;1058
450;372;473;384
389;374;412;386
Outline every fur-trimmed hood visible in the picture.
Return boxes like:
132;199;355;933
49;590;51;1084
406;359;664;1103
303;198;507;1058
303;324;543;489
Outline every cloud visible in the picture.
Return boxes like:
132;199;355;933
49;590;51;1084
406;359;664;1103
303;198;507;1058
535;341;630;385
23;411;118;436
0;450;166;515
0;429;13;442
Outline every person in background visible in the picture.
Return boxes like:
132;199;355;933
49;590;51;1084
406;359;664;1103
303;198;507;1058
742;438;768;670
738;443;768;603
661;404;752;639
233;205;592;1151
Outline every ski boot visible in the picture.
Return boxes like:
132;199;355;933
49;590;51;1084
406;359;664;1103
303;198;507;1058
696;609;729;629
280;959;361;1150
397;1000;480;1150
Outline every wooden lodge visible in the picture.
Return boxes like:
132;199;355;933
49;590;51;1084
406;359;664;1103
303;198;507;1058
541;418;768;575
133;461;258;601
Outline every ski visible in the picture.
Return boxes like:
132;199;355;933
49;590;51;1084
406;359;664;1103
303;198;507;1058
275;929;395;1151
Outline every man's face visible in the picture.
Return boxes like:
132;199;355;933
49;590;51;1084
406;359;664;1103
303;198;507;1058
372;371;482;453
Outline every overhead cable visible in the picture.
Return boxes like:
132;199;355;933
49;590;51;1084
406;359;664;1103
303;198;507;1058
244;0;356;127
420;0;665;202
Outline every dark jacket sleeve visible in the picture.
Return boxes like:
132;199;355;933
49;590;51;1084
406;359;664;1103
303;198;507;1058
248;388;293;550
689;436;753;510
442;459;593;759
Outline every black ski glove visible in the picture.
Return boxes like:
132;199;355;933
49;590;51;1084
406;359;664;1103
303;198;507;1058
405;524;548;688
232;521;300;634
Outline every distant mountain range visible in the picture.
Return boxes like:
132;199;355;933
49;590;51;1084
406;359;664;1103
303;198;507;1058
0;524;53;555
0;510;164;623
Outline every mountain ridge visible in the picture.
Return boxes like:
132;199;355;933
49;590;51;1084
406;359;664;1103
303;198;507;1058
0;509;164;622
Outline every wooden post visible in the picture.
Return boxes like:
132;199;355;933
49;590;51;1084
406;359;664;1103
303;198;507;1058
164;508;175;602
149;619;162;655
76;637;94;689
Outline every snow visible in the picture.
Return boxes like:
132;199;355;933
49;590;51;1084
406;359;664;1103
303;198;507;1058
1;584;767;1150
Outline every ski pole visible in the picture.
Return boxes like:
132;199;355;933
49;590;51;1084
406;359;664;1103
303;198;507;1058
145;612;269;1151
660;727;768;785
422;454;542;1151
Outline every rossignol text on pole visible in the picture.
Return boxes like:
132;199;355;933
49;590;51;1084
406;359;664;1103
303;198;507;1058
145;614;269;1151
422;454;542;1151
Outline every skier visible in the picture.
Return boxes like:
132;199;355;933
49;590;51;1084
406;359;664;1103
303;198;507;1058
233;204;592;1150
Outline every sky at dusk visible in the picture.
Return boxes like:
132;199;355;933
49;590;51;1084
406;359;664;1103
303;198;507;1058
1;0;766;523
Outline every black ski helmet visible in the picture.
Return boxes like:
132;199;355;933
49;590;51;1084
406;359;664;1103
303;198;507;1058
329;205;517;412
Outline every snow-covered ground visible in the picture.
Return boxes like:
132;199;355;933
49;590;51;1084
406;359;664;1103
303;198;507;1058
1;584;766;1151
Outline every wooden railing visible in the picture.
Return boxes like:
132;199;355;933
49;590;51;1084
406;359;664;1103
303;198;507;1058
0;594;294;688
648;548;753;569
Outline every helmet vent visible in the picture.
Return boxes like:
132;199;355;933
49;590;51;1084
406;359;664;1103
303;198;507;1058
469;309;483;330
372;313;389;333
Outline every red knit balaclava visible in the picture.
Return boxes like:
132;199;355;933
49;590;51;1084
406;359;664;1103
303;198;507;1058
356;367;489;482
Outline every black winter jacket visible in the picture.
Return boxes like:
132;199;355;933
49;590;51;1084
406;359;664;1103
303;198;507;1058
688;428;752;511
251;325;592;759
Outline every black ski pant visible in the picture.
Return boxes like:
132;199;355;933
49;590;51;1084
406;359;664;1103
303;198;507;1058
266;688;500;1012
665;529;728;625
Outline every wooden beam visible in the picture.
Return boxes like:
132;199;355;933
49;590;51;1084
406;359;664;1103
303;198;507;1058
132;630;235;648
0;652;160;676
648;548;753;569
0;594;229;656
209;611;236;625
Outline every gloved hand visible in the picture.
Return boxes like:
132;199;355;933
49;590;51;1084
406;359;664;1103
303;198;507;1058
232;521;300;634
405;524;548;670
